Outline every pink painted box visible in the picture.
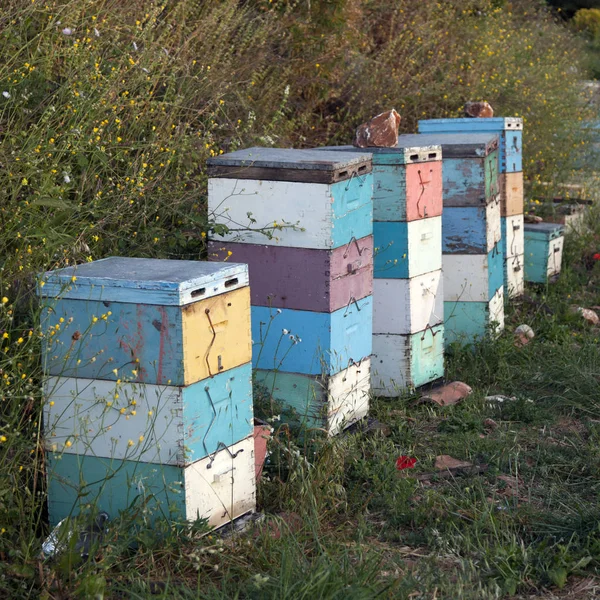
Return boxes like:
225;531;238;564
208;235;373;313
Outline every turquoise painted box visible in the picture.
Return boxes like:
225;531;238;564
373;217;442;279
524;223;565;284
418;117;523;173
371;325;445;394
44;362;254;465
46;434;256;528
254;358;370;435
252;298;372;376
444;287;504;345
397;133;500;207
39;258;251;386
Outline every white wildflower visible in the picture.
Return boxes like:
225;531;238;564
2;91;9;99
94;28;100;37
132;41;138;51
63;173;71;184
61;27;73;36
282;328;289;335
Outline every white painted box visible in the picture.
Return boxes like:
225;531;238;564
504;214;525;259
505;254;525;297
373;271;443;335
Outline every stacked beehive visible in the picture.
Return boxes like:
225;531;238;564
39;258;256;528
398;133;504;345
418;117;525;297
207;148;373;434
315;142;444;395
524;222;565;283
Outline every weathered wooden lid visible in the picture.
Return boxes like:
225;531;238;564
524;222;565;238
207;147;372;184
397;133;499;158
419;117;523;132
39;257;248;305
315;143;441;164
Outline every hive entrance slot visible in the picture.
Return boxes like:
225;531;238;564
224;277;238;288
357;165;367;173
338;170;348;179
428;152;437;159
409;154;419;161
191;287;206;298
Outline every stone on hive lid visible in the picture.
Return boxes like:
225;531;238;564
464;101;494;118
353;109;401;148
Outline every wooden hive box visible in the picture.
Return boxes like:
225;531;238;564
418;117;523;173
442;200;501;254
443;243;504;304
373;270;443;336
251;297;372;377
397;133;500;208
207;148;373;250
524;223;565;284
371;325;444;394
444;287;505;345
314;143;443;221
373;218;442;278
207;236;373;312
254;358;370;436
501;215;525;297
44;362;254;466
46;434;256;528
39;258;251;386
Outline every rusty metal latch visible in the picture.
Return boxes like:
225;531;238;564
420;323;440;341
343;296;362;316
343;236;365;259
206;442;244;470
204;308;216;378
202;386;218;458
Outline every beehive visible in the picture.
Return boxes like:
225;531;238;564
418;117;523;173
524;223;565;283
207;148;374;432
501;214;525;296
40;258;256;528
417;118;525;297
316;142;445;395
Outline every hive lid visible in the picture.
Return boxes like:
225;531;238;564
418;117;523;132
524;222;565;236
207;147;372;184
39;257;248;305
397;133;499;158
314;143;441;164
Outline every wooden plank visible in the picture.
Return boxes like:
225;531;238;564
44;364;253;465
40;258;248;305
208;237;373;312
499;172;524;216
42;286;251;386
505;254;524;298
208;175;373;250
251;299;372;376
254;358;370;436
207;147;372;184
373;270;443;335
46;435;256;528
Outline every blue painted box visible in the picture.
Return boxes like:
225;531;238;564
397;133;500;207
524;223;565;284
39;258;251;386
252;299;372;376
443;202;501;254
44;362;254;465
418;117;523;173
